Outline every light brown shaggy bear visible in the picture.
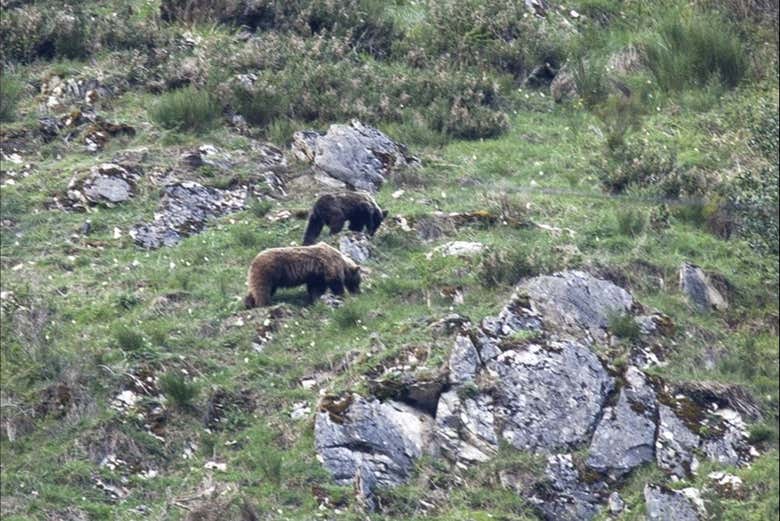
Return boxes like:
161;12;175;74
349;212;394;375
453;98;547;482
244;242;361;308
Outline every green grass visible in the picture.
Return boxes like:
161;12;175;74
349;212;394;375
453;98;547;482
0;1;778;519
150;86;221;133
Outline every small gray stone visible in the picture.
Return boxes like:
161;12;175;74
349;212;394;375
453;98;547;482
338;233;372;263
679;262;727;312
608;491;625;514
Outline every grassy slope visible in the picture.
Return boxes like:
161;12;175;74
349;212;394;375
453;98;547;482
1;3;778;521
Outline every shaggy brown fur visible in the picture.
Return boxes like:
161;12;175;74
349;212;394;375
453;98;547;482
302;191;388;245
244;242;361;308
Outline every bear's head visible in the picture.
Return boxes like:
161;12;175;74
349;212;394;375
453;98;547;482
368;207;389;236
344;264;361;294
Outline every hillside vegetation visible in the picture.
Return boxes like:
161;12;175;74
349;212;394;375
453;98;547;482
1;1;778;520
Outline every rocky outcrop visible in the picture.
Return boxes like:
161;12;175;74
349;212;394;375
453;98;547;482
516;270;634;341
67;163;141;208
488;340;614;452
131;181;246;249
314;395;434;510
338;233;373;264
313;270;759;513
291;120;420;192
531;454;603;521
644;484;705;521
679;262;728;312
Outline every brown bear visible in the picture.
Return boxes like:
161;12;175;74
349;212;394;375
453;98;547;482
244;242;361;308
302;191;388;245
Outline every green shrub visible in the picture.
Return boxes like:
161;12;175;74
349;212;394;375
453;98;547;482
0;73;23;122
643;12;747;91
597;139;680;194
114;327;145;351
0;5;91;63
727;101;779;254
151;87;221;133
229;45;510;139
615;207;647;237
607;311;641;340
408;0;567;77
333;304;361;329
477;249;537;288
160;372;198;409
250;199;273;218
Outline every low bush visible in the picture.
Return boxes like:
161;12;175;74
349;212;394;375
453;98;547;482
615;207;647;237
643;12;747;91
724;100;779;254
151;87;221;133
160;372;198;409
114;327;145;351
607;311;641;340
228;38;510;138
0;73;23;122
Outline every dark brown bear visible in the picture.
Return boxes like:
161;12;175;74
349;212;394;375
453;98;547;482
302;191;388;245
244;242;361;308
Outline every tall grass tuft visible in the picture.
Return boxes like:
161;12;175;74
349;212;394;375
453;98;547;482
160;372;198;409
644;13;747;91
150;86;220;133
0;74;23;122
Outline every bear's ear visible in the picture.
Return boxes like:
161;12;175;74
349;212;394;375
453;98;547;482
382;209;389;218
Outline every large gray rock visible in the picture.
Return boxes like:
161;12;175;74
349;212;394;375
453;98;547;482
679;262;727;312
531;454;601;521
338;232;372;264
587;390;656;479
656;404;700;478
448;335;479;385
315;396;433;509
644;484;704;521
291;120;420;192
434;389;498;464
131;181;246;249
487;340;614;452
517;270;634;340
587;367;656;479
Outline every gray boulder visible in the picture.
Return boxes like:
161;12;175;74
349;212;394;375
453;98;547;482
517;270;634;341
586;389;656;479
338;233;372;264
291;120;420;192
434;389;498;464
679;262;728;312
487;340;614;452
67;163;140;207
131;181;246;249
531;454;601;521
448;335;479;385
315;396;433;509
656;404;700;478
644;484;705;521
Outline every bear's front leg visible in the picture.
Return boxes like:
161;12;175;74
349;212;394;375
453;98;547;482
306;281;327;304
329;280;345;296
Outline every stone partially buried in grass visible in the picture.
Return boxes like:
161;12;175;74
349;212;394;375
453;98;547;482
67;163;141;208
